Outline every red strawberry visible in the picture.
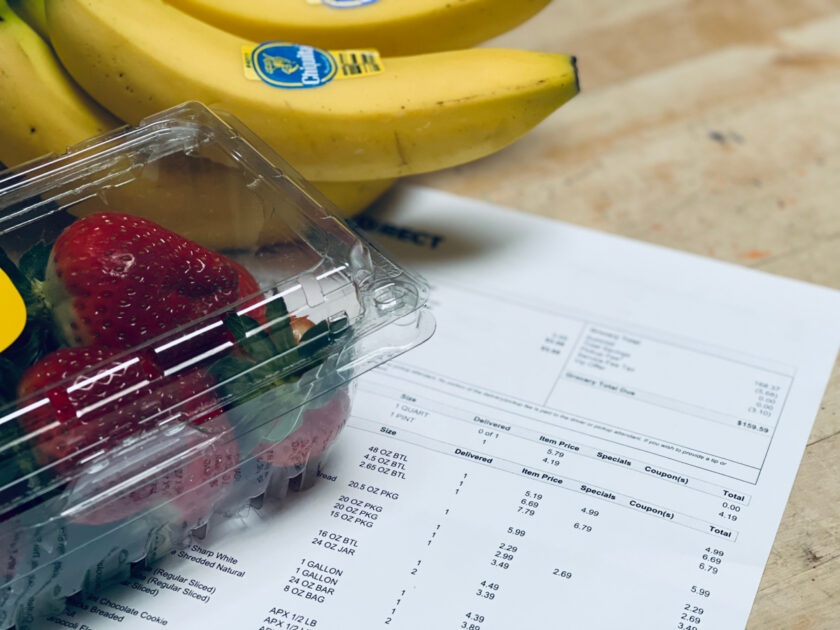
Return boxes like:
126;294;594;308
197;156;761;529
255;317;350;469
16;346;239;525
16;347;219;474
255;387;350;469
43;213;259;350
164;416;241;526
211;304;348;468
72;413;240;527
229;258;265;323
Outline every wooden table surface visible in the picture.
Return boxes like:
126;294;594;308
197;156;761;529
410;1;840;628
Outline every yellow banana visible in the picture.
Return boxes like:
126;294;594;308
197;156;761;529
164;0;551;56
45;0;579;182
0;0;119;167
0;0;392;234
7;0;47;40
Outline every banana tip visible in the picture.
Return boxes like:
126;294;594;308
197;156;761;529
571;56;581;93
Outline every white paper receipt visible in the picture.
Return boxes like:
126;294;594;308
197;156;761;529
41;187;840;630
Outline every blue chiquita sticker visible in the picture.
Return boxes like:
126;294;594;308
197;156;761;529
251;42;337;88
323;0;379;7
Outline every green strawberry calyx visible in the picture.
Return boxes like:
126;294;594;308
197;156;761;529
209;294;338;458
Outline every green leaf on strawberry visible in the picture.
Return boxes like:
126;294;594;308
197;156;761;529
297;320;332;358
17;241;50;283
0;239;50;307
210;297;337;459
228;314;280;365
265;293;296;352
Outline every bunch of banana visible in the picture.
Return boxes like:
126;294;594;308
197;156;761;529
44;0;578;181
0;0;394;226
1;0;579;246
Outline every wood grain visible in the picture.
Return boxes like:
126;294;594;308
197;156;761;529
412;2;840;627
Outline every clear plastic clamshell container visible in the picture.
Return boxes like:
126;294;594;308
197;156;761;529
0;102;434;629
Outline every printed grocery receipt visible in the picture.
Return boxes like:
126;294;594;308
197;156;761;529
41;187;840;630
